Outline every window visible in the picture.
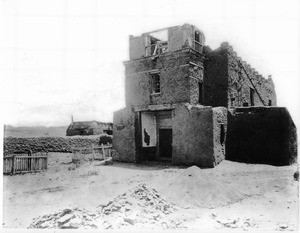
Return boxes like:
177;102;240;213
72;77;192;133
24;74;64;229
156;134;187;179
195;31;200;43
230;97;236;106
151;73;160;94
268;100;272;106
194;30;203;53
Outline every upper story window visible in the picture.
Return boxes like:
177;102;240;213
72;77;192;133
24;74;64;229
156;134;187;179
145;29;168;56
194;30;203;53
151;73;160;94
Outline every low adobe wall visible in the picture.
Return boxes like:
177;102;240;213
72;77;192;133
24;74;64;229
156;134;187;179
226;107;297;165
172;104;227;167
3;136;108;155
112;107;137;163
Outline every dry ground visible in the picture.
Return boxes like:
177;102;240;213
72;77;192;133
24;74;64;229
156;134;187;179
2;152;299;231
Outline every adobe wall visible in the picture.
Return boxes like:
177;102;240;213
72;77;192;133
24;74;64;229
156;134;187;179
3;137;100;155
225;43;276;107
203;45;229;107
226;107;297;165
172;104;215;167
112;107;137;163
129;24;205;60
213;107;227;165
203;42;276;108
124;49;204;109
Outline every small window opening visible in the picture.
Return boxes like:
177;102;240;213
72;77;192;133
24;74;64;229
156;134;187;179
250;88;255;106
198;81;203;104
268;100;272;106
230;97;236;106
194;30;203;52
220;124;225;145
243;102;249;107
151;73;160;94
195;31;200;43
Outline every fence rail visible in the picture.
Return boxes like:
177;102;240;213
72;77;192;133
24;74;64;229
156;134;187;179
71;143;112;162
3;153;48;175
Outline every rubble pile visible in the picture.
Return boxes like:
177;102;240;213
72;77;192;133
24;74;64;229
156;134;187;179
29;207;99;229
98;183;182;229
29;183;184;229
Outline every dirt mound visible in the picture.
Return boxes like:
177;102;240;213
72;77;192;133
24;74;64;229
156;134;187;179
161;166;249;208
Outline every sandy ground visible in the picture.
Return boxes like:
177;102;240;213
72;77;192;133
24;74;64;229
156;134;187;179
3;152;299;231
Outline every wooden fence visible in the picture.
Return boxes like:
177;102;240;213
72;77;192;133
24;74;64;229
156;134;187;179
3;152;48;175
71;143;112;162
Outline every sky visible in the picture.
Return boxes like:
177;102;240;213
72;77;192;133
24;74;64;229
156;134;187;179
0;0;299;129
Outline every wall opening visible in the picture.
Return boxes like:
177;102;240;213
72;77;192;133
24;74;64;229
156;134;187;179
146;29;168;56
220;124;225;145
159;128;172;159
194;30;203;53
268;100;272;106
151;73;161;94
230;97;235;107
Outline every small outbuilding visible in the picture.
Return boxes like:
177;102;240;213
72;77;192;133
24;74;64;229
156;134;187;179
66;121;113;136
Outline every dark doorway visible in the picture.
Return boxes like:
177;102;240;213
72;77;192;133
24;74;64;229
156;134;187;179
159;129;172;158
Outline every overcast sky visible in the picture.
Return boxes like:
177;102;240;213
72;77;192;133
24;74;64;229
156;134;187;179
1;0;299;129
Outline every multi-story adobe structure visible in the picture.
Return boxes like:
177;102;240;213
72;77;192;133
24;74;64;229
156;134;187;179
113;23;297;167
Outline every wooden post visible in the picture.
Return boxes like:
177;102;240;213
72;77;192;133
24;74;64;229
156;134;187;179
12;155;16;175
31;156;33;172
101;143;105;159
107;142;110;157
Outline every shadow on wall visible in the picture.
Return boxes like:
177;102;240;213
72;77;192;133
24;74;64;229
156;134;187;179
226;107;297;166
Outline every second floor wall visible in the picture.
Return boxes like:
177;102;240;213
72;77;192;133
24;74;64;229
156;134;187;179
124;49;204;109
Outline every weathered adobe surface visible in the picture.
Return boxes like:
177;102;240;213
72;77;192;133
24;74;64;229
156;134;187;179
112;107;137;163
203;42;276;108
226;107;297;165
124;49;204;109
3;137;108;155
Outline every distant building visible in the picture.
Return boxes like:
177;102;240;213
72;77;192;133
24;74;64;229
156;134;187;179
66;121;113;136
113;23;297;167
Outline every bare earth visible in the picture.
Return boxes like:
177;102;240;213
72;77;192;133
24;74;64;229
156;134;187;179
3;152;299;231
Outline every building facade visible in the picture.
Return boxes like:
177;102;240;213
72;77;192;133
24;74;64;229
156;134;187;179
113;23;296;167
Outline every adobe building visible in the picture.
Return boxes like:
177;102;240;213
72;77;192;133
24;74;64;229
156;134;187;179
113;23;297;167
66;121;113;136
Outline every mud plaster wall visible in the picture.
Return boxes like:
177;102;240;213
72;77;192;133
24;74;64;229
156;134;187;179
172;104;215;167
204;43;276;108
226;44;276;107
203;46;228;107
212;107;227;165
3;137;100;155
129;24;204;60
113;107;137;163
226;107;297;165
129;36;145;60
125;50;204;109
125;51;204;108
